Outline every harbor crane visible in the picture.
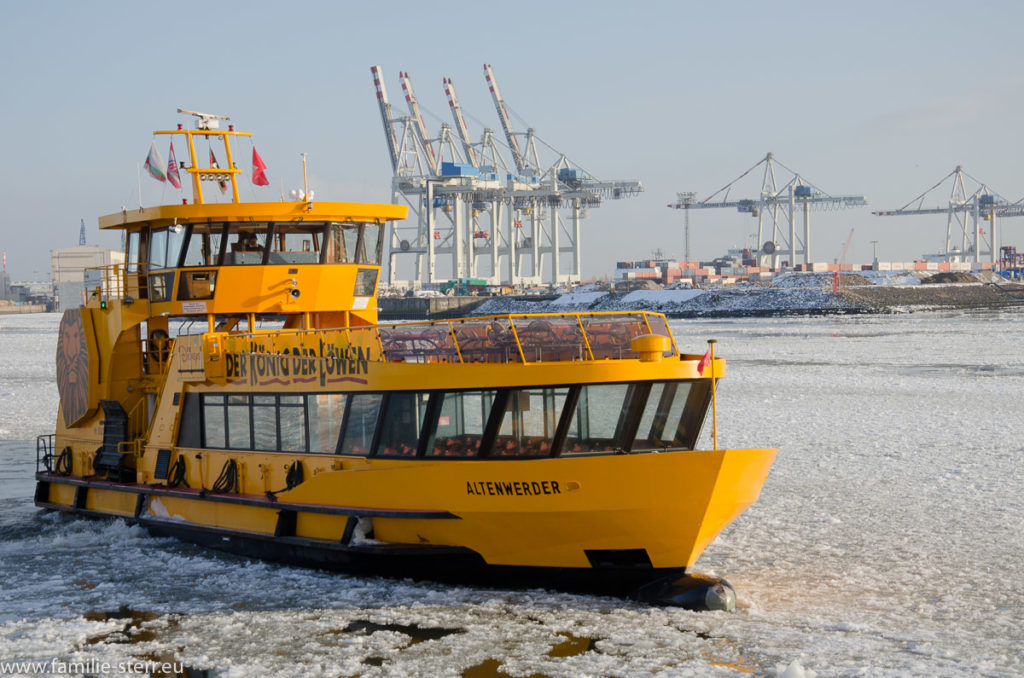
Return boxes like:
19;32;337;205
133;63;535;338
668;153;867;268
370;64;642;288
872;165;1022;264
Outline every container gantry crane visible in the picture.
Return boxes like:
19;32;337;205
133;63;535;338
872;165;1021;264
668;153;867;268
371;64;642;289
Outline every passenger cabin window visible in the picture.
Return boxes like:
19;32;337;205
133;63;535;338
492;388;570;458
202;394;227;448
226;395;252;449
186;380;711;459
632;381;710;451
376;392;429;457
339;393;382;455
308;394;347;453
427;390;495;458
278;395;307;452
562;384;634;454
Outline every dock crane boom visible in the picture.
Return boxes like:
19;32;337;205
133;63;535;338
443;77;478;168
484;63;529;174
370;66;400;173
399;70;438;174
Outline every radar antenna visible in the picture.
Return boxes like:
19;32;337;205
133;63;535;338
177;108;230;130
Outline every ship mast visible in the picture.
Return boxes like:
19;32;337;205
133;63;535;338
152;109;251;205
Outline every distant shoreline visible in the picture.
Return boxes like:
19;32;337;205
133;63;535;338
0;304;48;315
381;274;1024;320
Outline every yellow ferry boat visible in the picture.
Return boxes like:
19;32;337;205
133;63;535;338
35;113;776;609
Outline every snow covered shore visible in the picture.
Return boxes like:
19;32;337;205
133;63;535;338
469;272;1024;318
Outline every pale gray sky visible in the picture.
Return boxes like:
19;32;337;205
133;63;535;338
2;0;1022;280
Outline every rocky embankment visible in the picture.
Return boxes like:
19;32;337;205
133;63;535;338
466;272;1024;318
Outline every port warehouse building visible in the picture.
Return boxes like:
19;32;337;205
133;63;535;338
51;245;124;312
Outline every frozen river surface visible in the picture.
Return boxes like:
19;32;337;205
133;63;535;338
0;310;1022;677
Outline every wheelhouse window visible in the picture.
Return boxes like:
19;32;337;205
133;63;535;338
146;226;189;302
359;223;382;264
180;224;224;267
219;221;384;266
228;226;268;265
125;231;141;273
354;268;378;297
149;229;169;270
177;269;216;300
329;221;383;265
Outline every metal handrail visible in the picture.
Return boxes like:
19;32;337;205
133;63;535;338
83;263;127;304
215;311;679;365
36;434;55;474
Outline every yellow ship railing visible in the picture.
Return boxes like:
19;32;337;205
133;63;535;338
221;312;678;365
84;263;128;305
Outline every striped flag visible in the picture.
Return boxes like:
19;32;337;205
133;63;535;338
143;142;166;182
167;142;181;189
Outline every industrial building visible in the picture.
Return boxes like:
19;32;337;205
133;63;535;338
51;244;123;312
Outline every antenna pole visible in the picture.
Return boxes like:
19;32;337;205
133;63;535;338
301;153;309;197
709;339;718;450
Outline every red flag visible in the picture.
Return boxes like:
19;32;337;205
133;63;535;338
209;149;228;194
251;147;270;186
697;349;711;376
167;142;181;189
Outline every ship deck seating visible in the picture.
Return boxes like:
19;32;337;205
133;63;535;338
371;313;676;365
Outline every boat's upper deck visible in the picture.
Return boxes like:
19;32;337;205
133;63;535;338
206;311;679;368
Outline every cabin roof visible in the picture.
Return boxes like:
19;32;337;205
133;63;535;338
98;201;408;230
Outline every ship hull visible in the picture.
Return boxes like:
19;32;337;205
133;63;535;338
34;445;775;604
